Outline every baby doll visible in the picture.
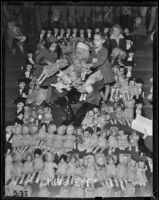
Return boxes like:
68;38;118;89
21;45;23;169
127;158;138;183
123;98;135;126
87;131;99;153
66;156;76;183
96;131;108;153
23;154;34;175
40;151;57;182
46;124;56;148
56;157;68;179
5;154;14;183
93;107;100;119
37;123;47;140
117;130;129;150
12;124;23;150
66;27;72;39
115;103;126;125
129;131;139;152
14;97;26;125
108;128;118;154
119;75;130;101
63;125;76;152
106;155;117;178
78;28;85;42
22;65;34;81
52;125;65;153
78;127;92;152
110;75;120;102
136;160;148;186
128;78;139;99
21;124;32;146
81;110;95;129
26;51;35;66
75;157;86;178
33;148;44;172
108;105;117;124
42;106;53;124
116;154;128;181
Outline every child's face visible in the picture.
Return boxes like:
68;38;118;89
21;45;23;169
80;29;84;34
93;107;99;114
57;126;65;135
113;27;120;37
48;124;56;134
84;130;90;137
94;34;104;48
129;80;135;86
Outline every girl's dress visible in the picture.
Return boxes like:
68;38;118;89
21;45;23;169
90;47;115;85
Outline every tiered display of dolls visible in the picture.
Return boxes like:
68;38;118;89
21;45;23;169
5;25;152;198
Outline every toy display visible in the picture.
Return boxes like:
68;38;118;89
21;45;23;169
4;23;152;198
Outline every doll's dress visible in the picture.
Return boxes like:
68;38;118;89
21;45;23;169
136;167;148;184
23;161;33;174
115;110;124;121
118;135;129;149
40;162;57;181
63;135;75;149
127;165;137;182
129;135;139;147
107;164;117;178
56;162;67;177
53;134;64;150
12;135;23;147
98;137;108;149
34;158;43;171
116;163;128;180
67;162;76;176
123;107;134;121
108;135;118;148
84;165;96;180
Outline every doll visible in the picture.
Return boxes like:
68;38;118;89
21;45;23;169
33;148;44;172
97;131;108;153
46;124;56;148
129;131;139;152
53;27;59;38
59;28;65;40
5;125;14;153
63;125;76;152
22;64;33;80
75;157;86;178
26;51;35;66
81;110;95;129
123;98;135;126
52;125;65;152
116;154;128;181
22;153;34;176
115;103;126;125
5;154;14;183
30;124;39;147
21;124;32;146
46;29;52;42
124;28;130;37
106;155;117;178
93;107;100;119
38;123;47;139
42;106;53;124
40;151;57;182
136;161;148;186
108;105;117;124
17;79;29;99
117;130;129;150
87;132;99;153
119;76;130;101
108;129;118;154
78;28;85;42
66;27;72;39
56;158;68;179
134;98;144;118
110;75;120;102
14;97;26;125
37;28;46;43
12;124;23;149
127;159;138;182
128;78;139;99
66;156;76;183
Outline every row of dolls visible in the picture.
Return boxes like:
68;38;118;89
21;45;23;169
5;148;149;190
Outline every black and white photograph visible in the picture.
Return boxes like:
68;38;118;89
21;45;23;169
1;1;158;198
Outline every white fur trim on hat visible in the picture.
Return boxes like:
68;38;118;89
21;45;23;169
76;42;89;51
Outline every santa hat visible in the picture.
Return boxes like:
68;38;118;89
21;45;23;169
76;42;89;52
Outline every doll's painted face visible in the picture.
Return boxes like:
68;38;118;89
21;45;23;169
112;27;120;37
57;126;65;135
54;28;59;34
48;124;56;134
119;67;125;75
77;128;83;135
19;81;26;89
60;28;65;34
95;28;100;33
66;125;74;135
26;154;32;161
73;28;78;34
66;28;71;34
22;125;30;135
17;102;24;109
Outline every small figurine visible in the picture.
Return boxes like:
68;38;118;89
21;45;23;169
37;28;46;43
116;154;128;181
78;28;85;42
66;27;72;39
12;124;23;149
59;28;65;40
128;78;139;99
66;156;76;183
127;158;138;182
33;148;44;172
52;125;65;152
136;161;148;186
117;130;129;150
108;128;118;154
108;105;117;124
46;29;52;42
72;27;78;39
134;97;144;118
23;153;34;175
123;98;135;126
129;131;139;152
106;155;117;178
97;131;108;153
124;28;130;37
119;75;130;101
26;50;35;66
16;79;29;99
46;124;56;148
115;103;126;125
22;124;31;146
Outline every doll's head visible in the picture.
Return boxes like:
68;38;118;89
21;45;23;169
138;160;146;169
66;27;71;34
107;155;115;165
73;27;78;34
30;124;38;135
40;123;47;132
93;107;100;116
119;65;125;75
70;156;76;163
119;154;128;164
78;157;85;166
22;125;30;135
84;127;94;137
87;110;95;118
129;158;136;167
26;64;32;72
26;153;32;162
110;24;122;37
96;127;102;136
6;153;13;163
6;125;13;134
95;27;100;33
108;105;115;113
104;27;110;34
34;148;42;159
66;125;75;135
48;124;56;134
14;124;22;135
128;78;136;86
57;125;65;135
104;113;110;121
85;155;94;166
119;130;124;136
54;27;59;34
94;153;106;167
115;103;123;112
18;80;26;89
60;28;65;35
110;126;118;136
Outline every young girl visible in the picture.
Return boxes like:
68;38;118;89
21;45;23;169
89;33;115;103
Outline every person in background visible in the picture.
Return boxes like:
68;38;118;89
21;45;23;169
109;24;126;53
